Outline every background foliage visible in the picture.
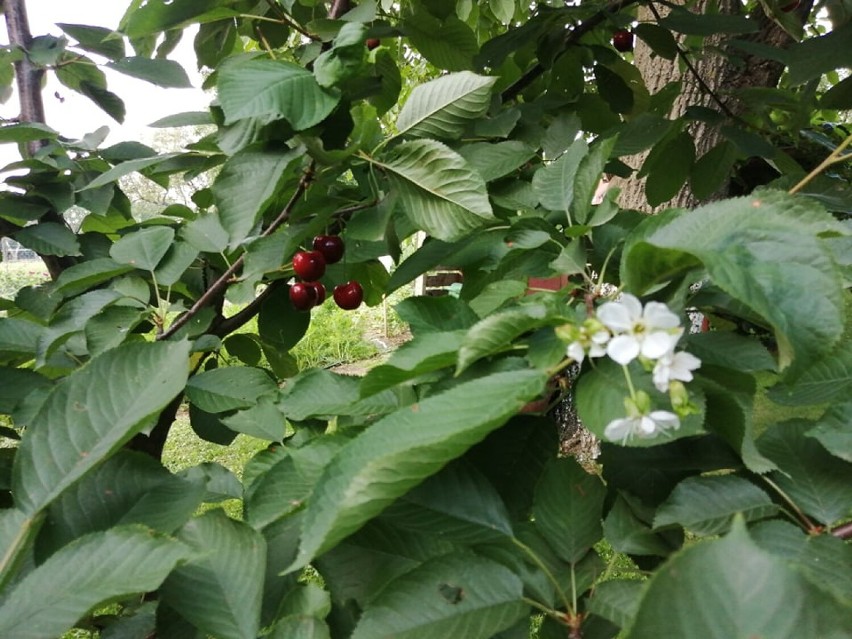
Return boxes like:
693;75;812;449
0;0;850;637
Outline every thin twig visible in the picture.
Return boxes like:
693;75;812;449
788;134;852;194
501;0;641;102
646;2;738;120
158;163;316;341
831;520;852;540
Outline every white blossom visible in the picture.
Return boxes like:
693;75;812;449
597;294;682;365
604;409;680;444
566;327;610;364
653;349;702;392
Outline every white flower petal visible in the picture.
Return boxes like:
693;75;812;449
652;360;671;392
670;351;701;380
597;301;635;333
643;301;681;330
620;294;643;320
589;342;607;358
638;415;658;435
567;342;585;363
591;330;611;346
641;331;680;360
604;417;635;441
607;335;640;365
650;410;680;431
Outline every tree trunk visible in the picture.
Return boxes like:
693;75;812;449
614;0;801;211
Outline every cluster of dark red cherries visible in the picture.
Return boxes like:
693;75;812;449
289;235;363;311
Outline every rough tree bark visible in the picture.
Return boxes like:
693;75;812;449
614;0;804;211
3;0;77;278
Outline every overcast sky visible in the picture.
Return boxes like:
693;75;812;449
1;1;209;154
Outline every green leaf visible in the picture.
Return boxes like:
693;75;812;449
292;369;547;568
351;552;526;639
394;295;480;334
750;519;852;604
161;511;265;639
316;519;456;608
149;111;215;128
456;305;549;374
53;258;134;297
611;113;674;157
212;145;302;247
245;438;345;530
698;367;775;474
218;57;339;128
787;22;852;85
313;22;369;88
457;141;536;182
82;153;179;190
634;23;677;60
532;139;588;216
378;139;494;242
689;141;738;200
41;451;205;551
602;496;672;557
381;461;514;543
821;74;852;109
403;13;478;71
660;9;759;35
277;370;373;420
0;317;43;361
361;331;464;397
269;616;331;639
186;367;277;414
600;435;741;505
806;401;852;463
109;226;175;271
768;338;852;405
757;420;852;526
0;122;59;143
654;475;777;536
0;368;50;413
0;527;187;639
572;136;617;224
106;56;191;88
532;457;606;563
257;283;311;352
623;191;847;374
14;222;81;257
13;340;190;515
684;331;775;372
180;212;229;253
78;82;126;123
587;580;643;630
624;519;852;639
121;0;238;37
396;72;497;139
153;241;199;287
57;23;125;60
642;131;695;206
576;358;706;447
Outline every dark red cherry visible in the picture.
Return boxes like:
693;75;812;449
333;280;363;310
289;282;318;311
612;29;634;53
312;235;345;264
292;250;326;281
307;281;326;305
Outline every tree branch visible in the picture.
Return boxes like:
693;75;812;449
831;520;852;540
3;0;77;279
501;0;641;102
4;0;46;156
158;163;316;341
211;279;282;337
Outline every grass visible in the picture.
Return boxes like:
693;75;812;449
0;258;50;302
